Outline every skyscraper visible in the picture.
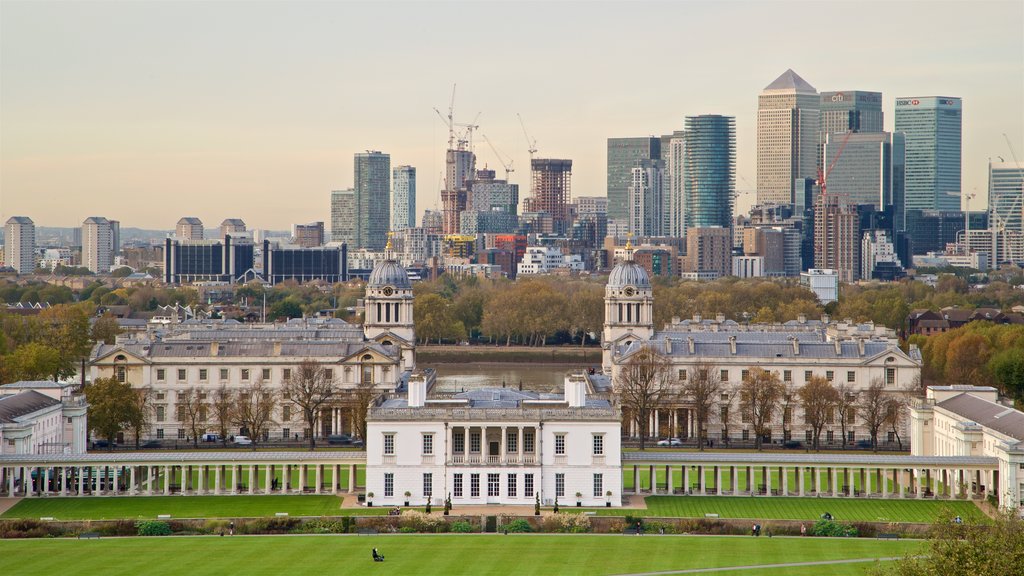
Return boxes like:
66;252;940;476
757;69;819;206
894;96;962;212
330;188;356;245
392;165;416;231
818;91;883;173
526;159;572;234
661;131;686;238
4;216;36;274
220;219;247;240
442;149;475;235
813;196;859;282
82;216;113;273
628;159;664;237
607;137;661;223
176;217;204;240
824;131;905;230
684;115;736;232
987;161;1024;233
354;151;391;250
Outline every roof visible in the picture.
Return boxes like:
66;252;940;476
83;216;109;225
177;217;203;225
623;451;997;467
0;391;61;423
607;258;651;289
937;393;1024;442
763;69;816;93
619;338;912;362
368;259;412;289
220;218;246;227
0;381;69;390
93;340;394;360
379;386;612;410
5;216;33;225
0;451;367;465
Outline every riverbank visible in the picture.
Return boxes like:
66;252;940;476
418;345;602;365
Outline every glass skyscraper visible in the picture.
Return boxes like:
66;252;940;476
607;137;661;223
392;165;416;231
757;69;819;206
988;161;1024;234
818;90;883;174
824;132;905;230
684;115;735;231
354;151;391;250
894;96;962;212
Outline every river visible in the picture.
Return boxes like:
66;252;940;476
427;363;575;393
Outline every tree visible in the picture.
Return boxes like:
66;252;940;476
126;386;153;449
1;342;61;382
834;381;859;449
799;376;839;451
37;305;92;380
859;379;889;452
872;510;1024;576
234;378;277;449
211;385;235;446
740;367;784;451
91;313;123;345
84;377;143;450
177;387;208;448
614;346;673;450
718;384;741;446
268;298;303;321
346;378;378;443
684;362;721;451
987;348;1024;405
284;360;337;450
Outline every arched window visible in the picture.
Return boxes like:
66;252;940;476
361;354;373;385
114;355;128;383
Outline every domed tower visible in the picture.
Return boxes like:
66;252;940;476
365;235;416;369
602;239;654;373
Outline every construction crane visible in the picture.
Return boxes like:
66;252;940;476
817;130;854;197
433;84;457;151
517;113;538;162
482;134;514;181
455;112;481;152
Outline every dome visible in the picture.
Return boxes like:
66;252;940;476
607;261;650;289
368;259;411;290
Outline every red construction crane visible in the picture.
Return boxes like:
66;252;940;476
818;130;854;197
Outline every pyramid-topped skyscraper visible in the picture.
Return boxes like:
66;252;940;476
757;69;820;207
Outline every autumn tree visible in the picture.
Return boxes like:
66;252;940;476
177;387;208;448
1;342;61;382
859;379;889;451
91;313;123;345
799;376;839;451
85;377;144;450
740;367;784;451
615;346;674;450
211;385;235;446
684;362;721;451
234;379;277;449
834;381;859;449
284;360;337;450
127;386;153;449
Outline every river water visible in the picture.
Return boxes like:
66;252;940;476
427;364;573;393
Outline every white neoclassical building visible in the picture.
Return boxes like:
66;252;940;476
88;252;416;442
910;385;1023;511
365;371;623;508
0;381;88;456
602;246;922;445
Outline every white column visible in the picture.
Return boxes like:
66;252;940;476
654;410;660;438
634;466;640;494
42;468;50;496
832;467;839;496
731;466;737;494
797;467;805;496
314;465;322;494
348;464;357;493
265;465;274;494
781;466;788;496
500;426;507;464
667;466;675;495
250;465;257;495
765;466;772;496
715;466;722;495
214;466;222;495
163;466;170;495
129;467;137;495
682;465;689;494
299;465;307;494
814;468;821;496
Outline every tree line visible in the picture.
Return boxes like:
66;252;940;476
911;321;1024;405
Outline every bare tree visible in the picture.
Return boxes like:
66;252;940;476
718;384;741;447
884;388;913;451
859;379;888;452
780;380;799;443
234;378;277;449
284;360;337;450
684;362;721;451
211;384;235;446
798;376;839;451
128;386;153;449
345;378;378;443
834;381;859;450
614;346;674;450
176;387;208;448
740;367;784;451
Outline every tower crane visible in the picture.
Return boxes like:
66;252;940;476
817;130;854;197
517;113;538;162
433;84;456;151
482;134;515;181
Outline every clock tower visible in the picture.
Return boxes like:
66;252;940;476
364;234;416;369
601;239;654;373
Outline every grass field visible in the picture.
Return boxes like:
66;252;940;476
596;496;986;523
0;534;922;575
0;495;380;520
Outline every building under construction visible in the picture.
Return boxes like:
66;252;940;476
442;148;475;235
525;158;572;234
814;193;859;282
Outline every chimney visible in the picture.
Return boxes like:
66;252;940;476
729;335;737;355
716;313;726;323
791;337;800;355
834;340;843;355
693;313;702;323
664;338;672;354
687;337;695;354
797;314;806;324
408;372;427;407
671;316;681;325
857;339;865;356
210;341;219;356
822;314;830;324
565;373;587;408
273;341;282;356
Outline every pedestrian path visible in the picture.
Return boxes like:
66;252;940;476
611;556;900;575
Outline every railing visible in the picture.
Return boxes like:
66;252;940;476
447;453;539;466
382;455;396;465
369;406;618;421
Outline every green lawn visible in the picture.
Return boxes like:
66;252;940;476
0;495;388;520
0;534;923;575
593;496;985;523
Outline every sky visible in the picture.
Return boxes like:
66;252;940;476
1;0;1022;231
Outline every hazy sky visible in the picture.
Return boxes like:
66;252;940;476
2;0;1022;230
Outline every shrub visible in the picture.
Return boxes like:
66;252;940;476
298;519;348;534
503;519;532;533
450;521;474;533
136;520;172;536
204;519;229;535
811;519;858;537
0;519;49;539
541;513;591;533
238;517;300;535
399;510;447;533
99;520;138;537
399;526;417;533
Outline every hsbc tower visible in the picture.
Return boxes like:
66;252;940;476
894;96;963;212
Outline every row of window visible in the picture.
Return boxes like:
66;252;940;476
693;429;897;443
153;404;295;422
151;367;325;383
383;432;604;457
153;428;306;440
680;368;896;385
421;472;606;499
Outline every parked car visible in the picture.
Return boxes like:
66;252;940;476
657;438;683;447
783;440;803;449
328;434;364;447
140;440;162;449
233;435;253;446
91;439;116;449
202;433;222;443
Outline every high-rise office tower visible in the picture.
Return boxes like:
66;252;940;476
661;131;686;238
818;91;883;173
607;137;661;223
628;159;664;237
109;220;121;257
526;159;572;234
814;196;859;282
354;151;391;250
4;216;36;274
330;188;356;245
684;115;736;232
392;165;416;231
176;217;204;240
989;161;1024;234
220;218;246;240
460;169;519;234
442;149;475;235
82;216;113;273
894;96;962;212
824;132;906;230
757;69;819;206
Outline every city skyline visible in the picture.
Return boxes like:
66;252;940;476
1;1;1022;229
